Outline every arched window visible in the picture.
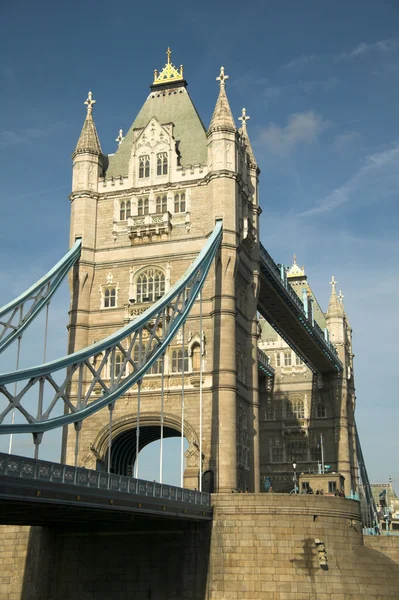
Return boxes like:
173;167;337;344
287;399;305;419
156;152;168;175
174;192;186;213
138;197;149;216
192;343;201;371
295;355;303;366
284;352;292;366
276;353;281;367
172;348;189;373
286;439;307;462
119;200;131;220
136;269;165;303
156;195;168;214
104;287;116;308
139;155;150;178
114;353;126;378
316;403;326;418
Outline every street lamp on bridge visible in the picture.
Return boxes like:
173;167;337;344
293;462;298;494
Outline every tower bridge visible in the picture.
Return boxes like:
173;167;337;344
0;50;398;599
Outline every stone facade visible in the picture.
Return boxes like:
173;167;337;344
65;55;261;492
258;265;357;494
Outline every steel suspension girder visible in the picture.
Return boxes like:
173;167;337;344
0;222;222;435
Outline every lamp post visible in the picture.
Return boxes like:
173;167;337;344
293;462;297;494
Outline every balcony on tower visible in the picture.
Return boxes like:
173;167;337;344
128;212;172;244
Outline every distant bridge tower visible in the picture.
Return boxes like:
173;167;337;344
65;51;261;492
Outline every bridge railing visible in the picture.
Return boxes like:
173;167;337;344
0;452;211;506
259;243;341;367
257;348;275;377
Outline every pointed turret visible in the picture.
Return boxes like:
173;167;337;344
208;67;236;133
73;91;102;157
238;107;258;169
327;276;343;317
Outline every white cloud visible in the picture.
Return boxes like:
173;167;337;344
300;143;399;216
0;121;68;148
283;54;315;70
338;38;399;60
333;131;360;150
257;111;329;156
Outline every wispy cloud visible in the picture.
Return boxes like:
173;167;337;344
333;131;360;151
300;143;399;216
338;38;399;60
257;111;329;156
283;54;315;71
0;121;68;148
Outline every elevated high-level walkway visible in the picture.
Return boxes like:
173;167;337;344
0;453;212;525
258;243;342;374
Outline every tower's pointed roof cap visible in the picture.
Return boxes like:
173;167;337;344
238;107;257;166
327;276;343;316
287;254;306;279
208;67;236;133
73;91;102;156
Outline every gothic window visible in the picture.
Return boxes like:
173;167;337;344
272;437;283;462
316;403;326;418
192;343;201;371
114;353;126;378
138;197;149;216
156;195;168;214
265;400;275;421
174;192;186;213
295;355;303;366
172;348;189;373
276;352;281;367
139;155;150;178
104;287;116;308
136;270;165;303
287;398;305;419
284;352;292;366
286;439;307;462
119;200;131;220
156;152;168;175
150;356;162;375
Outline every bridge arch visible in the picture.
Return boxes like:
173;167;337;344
90;412;200;484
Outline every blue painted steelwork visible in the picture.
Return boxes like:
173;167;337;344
0;222;222;434
257;348;275;378
355;420;379;531
0;452;211;507
0;239;82;354
259;243;342;372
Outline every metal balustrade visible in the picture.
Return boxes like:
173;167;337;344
259;242;342;369
0;452;211;506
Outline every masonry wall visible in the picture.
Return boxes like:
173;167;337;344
2;496;399;600
364;534;399;565
208;493;399;600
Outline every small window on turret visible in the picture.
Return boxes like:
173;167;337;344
138;197;149;216
156;195;167;214
139;155;150;178
156;152;168;175
119;200;131;221
174;192;186;213
104;287;116;308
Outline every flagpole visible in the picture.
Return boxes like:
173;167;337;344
320;434;325;474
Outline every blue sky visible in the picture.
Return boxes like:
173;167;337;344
0;0;398;488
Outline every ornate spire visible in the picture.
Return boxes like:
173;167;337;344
238;107;257;168
208;66;236;133
153;47;184;86
74;91;102;157
116;129;124;146
327;276;343;316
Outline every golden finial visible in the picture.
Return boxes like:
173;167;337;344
153;48;184;86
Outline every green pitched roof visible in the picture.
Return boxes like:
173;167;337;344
106;85;207;178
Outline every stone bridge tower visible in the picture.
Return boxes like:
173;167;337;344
65;50;261;492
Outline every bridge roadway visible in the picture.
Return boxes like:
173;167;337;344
258;243;342;374
0;453;212;526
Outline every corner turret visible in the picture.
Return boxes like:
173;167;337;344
72;91;103;196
